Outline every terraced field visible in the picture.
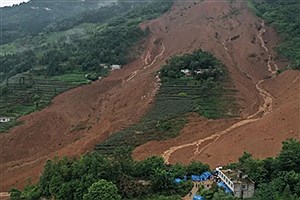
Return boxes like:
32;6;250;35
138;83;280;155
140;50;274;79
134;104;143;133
95;75;238;156
0;72;87;132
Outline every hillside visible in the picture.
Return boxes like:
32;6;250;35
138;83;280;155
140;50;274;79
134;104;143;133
0;0;173;132
0;0;299;198
1;0;116;45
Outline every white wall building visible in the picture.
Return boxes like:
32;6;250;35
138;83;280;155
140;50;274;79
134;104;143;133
215;167;255;199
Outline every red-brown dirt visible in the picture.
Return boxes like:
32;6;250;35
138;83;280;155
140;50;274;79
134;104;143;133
133;0;299;166
0;36;165;191
1;0;299;192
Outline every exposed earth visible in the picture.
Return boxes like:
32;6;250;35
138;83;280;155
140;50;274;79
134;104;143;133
1;0;299;192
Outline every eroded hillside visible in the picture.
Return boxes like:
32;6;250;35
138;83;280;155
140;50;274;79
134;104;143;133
1;0;299;191
133;1;299;166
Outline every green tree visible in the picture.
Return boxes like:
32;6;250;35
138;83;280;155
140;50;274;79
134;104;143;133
170;163;187;178
186;161;209;175
135;156;166;178
9;187;22;200
21;185;41;200
212;190;237;200
150;168;174;192
278;139;300;173
83;179;121;200
39;160;53;197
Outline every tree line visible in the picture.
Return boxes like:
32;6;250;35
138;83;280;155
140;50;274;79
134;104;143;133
9;139;300;200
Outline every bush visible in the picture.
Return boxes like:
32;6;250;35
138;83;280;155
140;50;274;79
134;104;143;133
83;179;121;200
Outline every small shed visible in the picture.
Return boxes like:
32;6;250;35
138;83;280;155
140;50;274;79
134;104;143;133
111;65;121;70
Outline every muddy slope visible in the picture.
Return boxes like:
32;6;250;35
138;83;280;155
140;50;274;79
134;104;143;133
0;36;166;190
1;0;299;191
133;0;299;166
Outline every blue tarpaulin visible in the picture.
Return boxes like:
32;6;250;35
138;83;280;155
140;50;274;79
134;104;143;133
217;181;232;193
193;195;205;200
191;175;201;181
174;178;182;184
191;171;212;182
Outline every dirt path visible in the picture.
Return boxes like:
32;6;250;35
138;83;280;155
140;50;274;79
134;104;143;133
182;182;199;200
0;192;10;199
125;42;165;82
162;20;278;164
258;20;279;73
144;43;165;69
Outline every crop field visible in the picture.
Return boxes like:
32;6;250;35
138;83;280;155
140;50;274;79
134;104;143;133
95;76;238;156
0;71;87;132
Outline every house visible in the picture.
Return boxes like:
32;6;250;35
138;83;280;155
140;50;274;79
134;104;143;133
180;69;191;76
100;64;109;69
215;167;255;199
111;65;121;70
0;117;11;123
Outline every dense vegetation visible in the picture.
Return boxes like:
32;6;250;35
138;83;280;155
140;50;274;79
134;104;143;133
1;0;173;81
1;0;115;45
159;50;238;118
0;0;173;132
95;50;238;156
10;139;300;200
9;155;206;200
248;0;300;69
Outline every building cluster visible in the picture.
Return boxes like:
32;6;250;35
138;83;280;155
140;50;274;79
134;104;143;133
180;68;218;77
0;117;12;123
100;64;121;70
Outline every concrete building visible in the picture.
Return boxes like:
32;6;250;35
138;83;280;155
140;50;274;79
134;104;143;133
215;167;255;199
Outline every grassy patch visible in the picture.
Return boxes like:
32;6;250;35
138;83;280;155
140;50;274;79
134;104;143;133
48;70;87;84
0;43;18;55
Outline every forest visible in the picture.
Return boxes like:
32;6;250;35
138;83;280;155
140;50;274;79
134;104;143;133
249;0;300;69
9;139;300;200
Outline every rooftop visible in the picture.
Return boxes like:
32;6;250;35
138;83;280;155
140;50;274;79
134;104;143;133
219;169;254;184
